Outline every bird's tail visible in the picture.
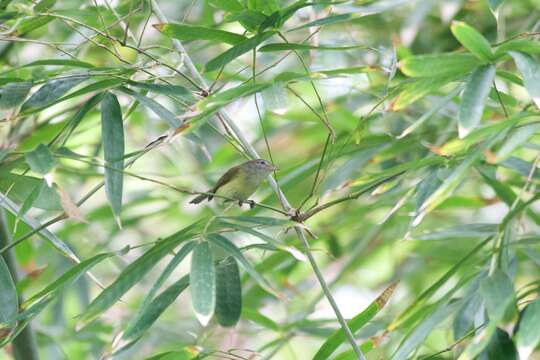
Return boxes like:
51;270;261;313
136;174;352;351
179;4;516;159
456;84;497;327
189;193;209;204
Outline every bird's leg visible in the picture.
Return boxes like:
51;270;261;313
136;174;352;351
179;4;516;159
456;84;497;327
238;200;243;207
247;200;255;209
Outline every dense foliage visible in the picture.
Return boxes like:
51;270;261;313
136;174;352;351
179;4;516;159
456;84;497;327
1;0;540;359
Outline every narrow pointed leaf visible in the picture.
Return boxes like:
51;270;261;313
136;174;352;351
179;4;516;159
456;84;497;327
121;87;180;128
154;23;247;45
207;234;277;297
480;270;515;323
509;51;540;109
101;93;125;217
458;65;495;138
313;283;397;360
77;223;197;328
205;31;274;72
21;75;87;109
451;21;494;62
121;275;189;341
0;82;32;109
25;144;56;174
400;53;479;78
215;256;242;327
123;241;195;339
190;241;216;323
0;258;17;330
259;43;368;52
516;298;540;360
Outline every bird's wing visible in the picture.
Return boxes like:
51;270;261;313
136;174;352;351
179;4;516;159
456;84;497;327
210;165;240;194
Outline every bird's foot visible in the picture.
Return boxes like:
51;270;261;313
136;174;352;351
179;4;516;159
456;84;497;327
247;200;255;209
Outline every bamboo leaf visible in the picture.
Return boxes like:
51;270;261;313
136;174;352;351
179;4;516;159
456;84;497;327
313;283;397;360
480;269;515;323
259;43;368;52
121;276;189;342
77;222;198;328
154;23;247;45
190;241;216;325
391;299;462;360
207;234;278;297
0;81;32;109
451;21;494;62
205;31;275;72
25;144;56;175
458;65;496;138
516;298;540;360
21;75;88;110
0;257;17;330
101;93;125;219
399;53;479;78
509;51;540;109
121;87;181;128
24;252;113;308
215;256;242;327
123;241;195;340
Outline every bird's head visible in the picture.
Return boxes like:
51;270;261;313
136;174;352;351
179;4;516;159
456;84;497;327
246;159;278;174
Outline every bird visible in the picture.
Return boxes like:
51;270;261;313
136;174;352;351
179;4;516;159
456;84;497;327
190;159;277;208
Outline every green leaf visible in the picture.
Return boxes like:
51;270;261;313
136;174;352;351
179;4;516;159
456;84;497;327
288;13;353;32
494;40;540;58
17;180;47;219
509;51;540;109
399;53;479;77
516;297;540;360
188;82;270;123
24;252;113;308
21;59;94;68
480;270;515;323
225;10;267;32
121;87;180;128
313;283;397;360
259;43;368;52
392;75;459;110
205;31;275;72
21;75;88;110
215;256;242;327
120;276;189;342
128;81;192;99
458;65;496;138
0;257;17;329
25;144;56;174
101;93;125;218
209;0;244;12
0;82;32;109
15;15;54;35
144;349;198;360
190;241;216;324
207;234;278;297
391;299;462;360
77;222;198;328
123;241;195;340
33;0;56;12
451;21;494;62
57;93;104;146
153;23;247;45
480;328;517;360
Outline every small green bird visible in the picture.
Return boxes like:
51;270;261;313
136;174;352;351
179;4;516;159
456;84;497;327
190;159;277;208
